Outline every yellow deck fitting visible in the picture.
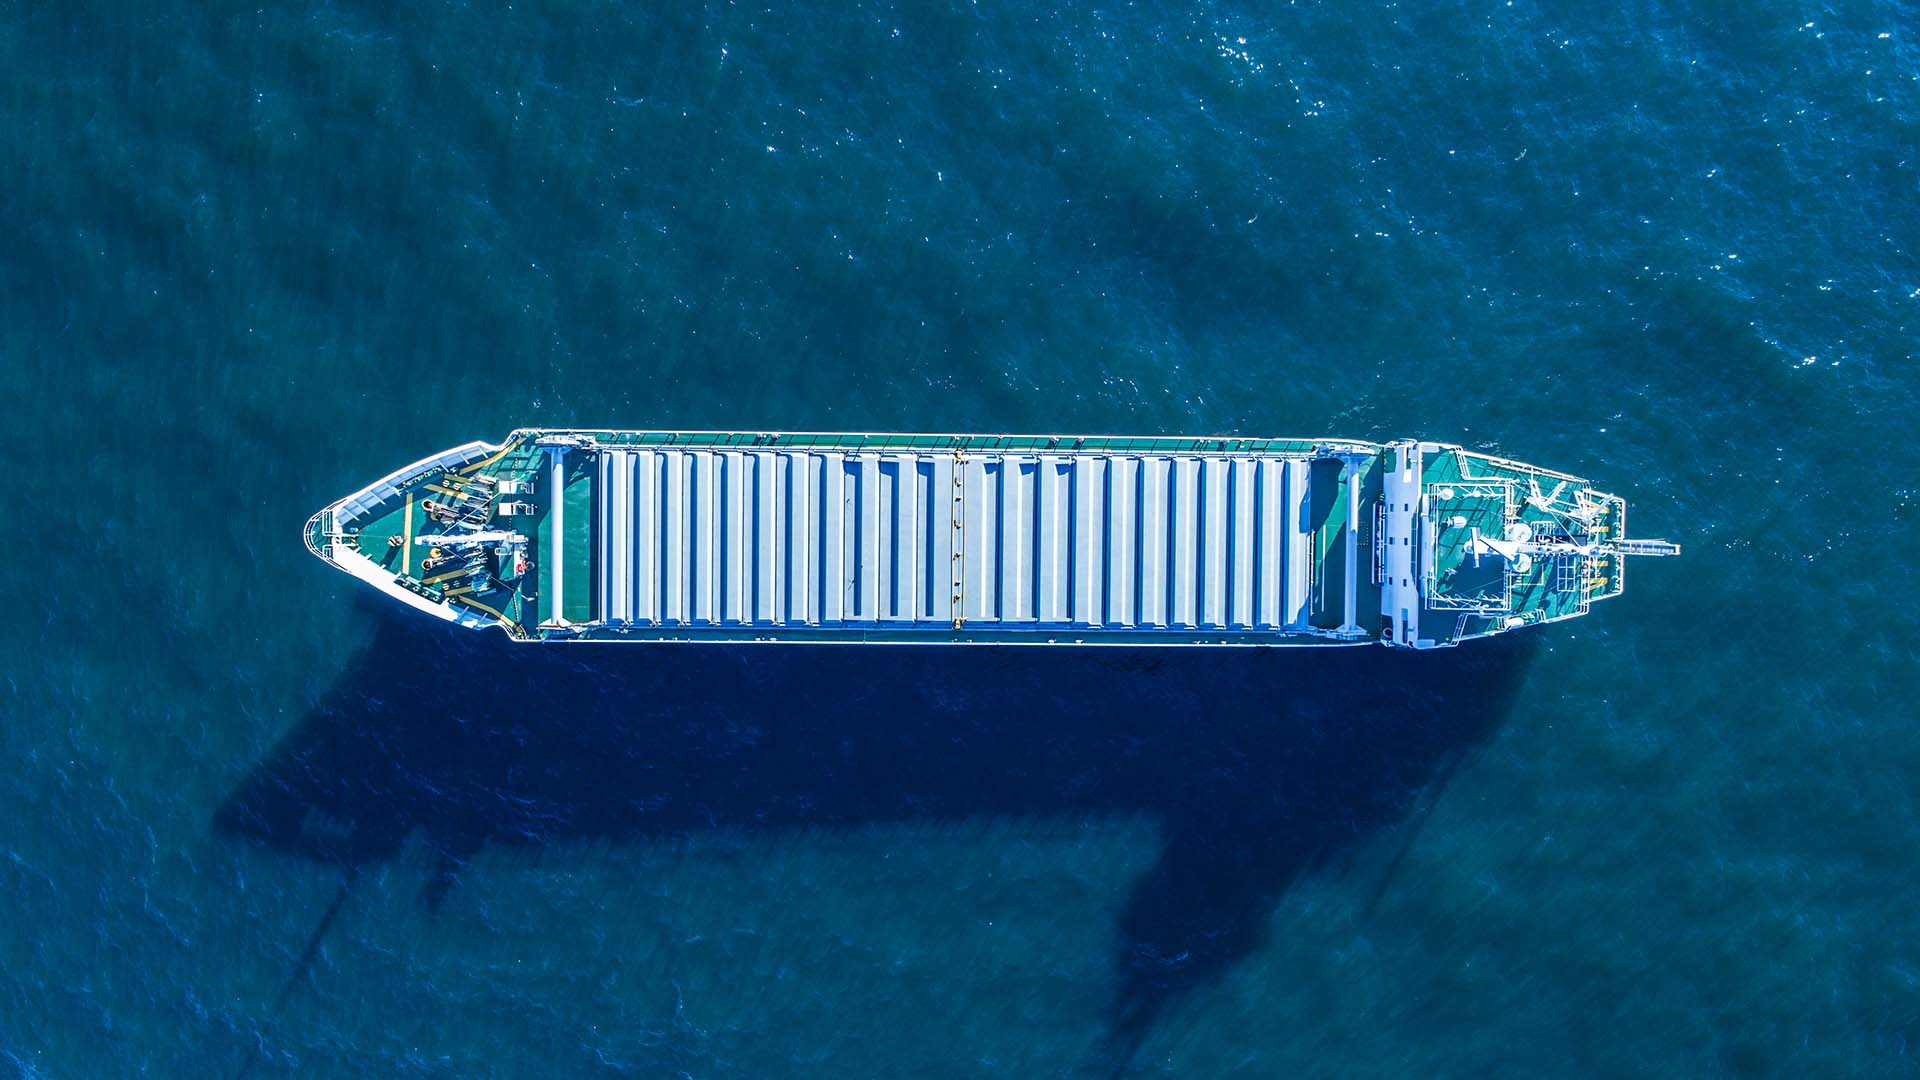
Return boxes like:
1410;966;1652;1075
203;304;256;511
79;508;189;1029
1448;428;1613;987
401;494;414;575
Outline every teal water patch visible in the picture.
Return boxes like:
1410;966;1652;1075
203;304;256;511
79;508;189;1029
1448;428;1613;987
2;0;1918;1076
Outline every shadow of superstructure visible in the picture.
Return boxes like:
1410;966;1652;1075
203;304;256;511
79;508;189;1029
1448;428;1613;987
216;602;1535;1068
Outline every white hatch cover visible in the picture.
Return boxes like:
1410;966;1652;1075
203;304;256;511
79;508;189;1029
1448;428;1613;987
592;448;1318;632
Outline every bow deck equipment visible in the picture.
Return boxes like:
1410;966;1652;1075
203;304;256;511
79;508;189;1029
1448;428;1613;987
305;430;1678;648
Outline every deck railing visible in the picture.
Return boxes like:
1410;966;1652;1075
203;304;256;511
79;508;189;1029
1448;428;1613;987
302;509;333;559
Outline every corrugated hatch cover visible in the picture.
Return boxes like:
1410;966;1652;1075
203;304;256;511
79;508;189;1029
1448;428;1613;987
591;448;1319;632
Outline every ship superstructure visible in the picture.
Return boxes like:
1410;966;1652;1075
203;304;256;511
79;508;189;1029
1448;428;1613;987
305;430;1677;648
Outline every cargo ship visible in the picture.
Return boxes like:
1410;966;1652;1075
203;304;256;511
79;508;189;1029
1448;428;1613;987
304;430;1677;648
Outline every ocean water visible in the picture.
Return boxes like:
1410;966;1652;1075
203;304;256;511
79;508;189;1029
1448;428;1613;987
2;0;1917;1076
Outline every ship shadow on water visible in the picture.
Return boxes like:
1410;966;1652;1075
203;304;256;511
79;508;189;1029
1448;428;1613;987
215;600;1536;1073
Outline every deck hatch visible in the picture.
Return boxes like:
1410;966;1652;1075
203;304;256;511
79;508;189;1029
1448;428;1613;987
587;446;1330;636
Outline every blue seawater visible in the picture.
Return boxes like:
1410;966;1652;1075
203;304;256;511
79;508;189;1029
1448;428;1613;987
2;1;1916;1076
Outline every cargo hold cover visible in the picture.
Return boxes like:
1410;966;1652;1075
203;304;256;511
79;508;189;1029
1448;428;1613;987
591;448;1316;633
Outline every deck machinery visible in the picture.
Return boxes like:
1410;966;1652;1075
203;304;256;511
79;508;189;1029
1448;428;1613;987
305;430;1678;648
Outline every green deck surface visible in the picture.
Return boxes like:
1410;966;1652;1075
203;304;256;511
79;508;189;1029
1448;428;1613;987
1308;458;1346;629
562;460;594;624
334;452;534;631
1350;453;1384;632
1416;447;1623;644
532;497;552;628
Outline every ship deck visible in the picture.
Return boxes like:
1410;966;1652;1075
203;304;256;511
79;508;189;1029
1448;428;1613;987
1417;447;1626;640
308;430;1660;649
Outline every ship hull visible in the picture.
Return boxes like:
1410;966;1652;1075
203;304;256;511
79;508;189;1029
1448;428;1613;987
306;430;1675;648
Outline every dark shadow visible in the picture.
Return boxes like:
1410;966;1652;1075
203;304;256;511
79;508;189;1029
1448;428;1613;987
215;599;1535;1071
